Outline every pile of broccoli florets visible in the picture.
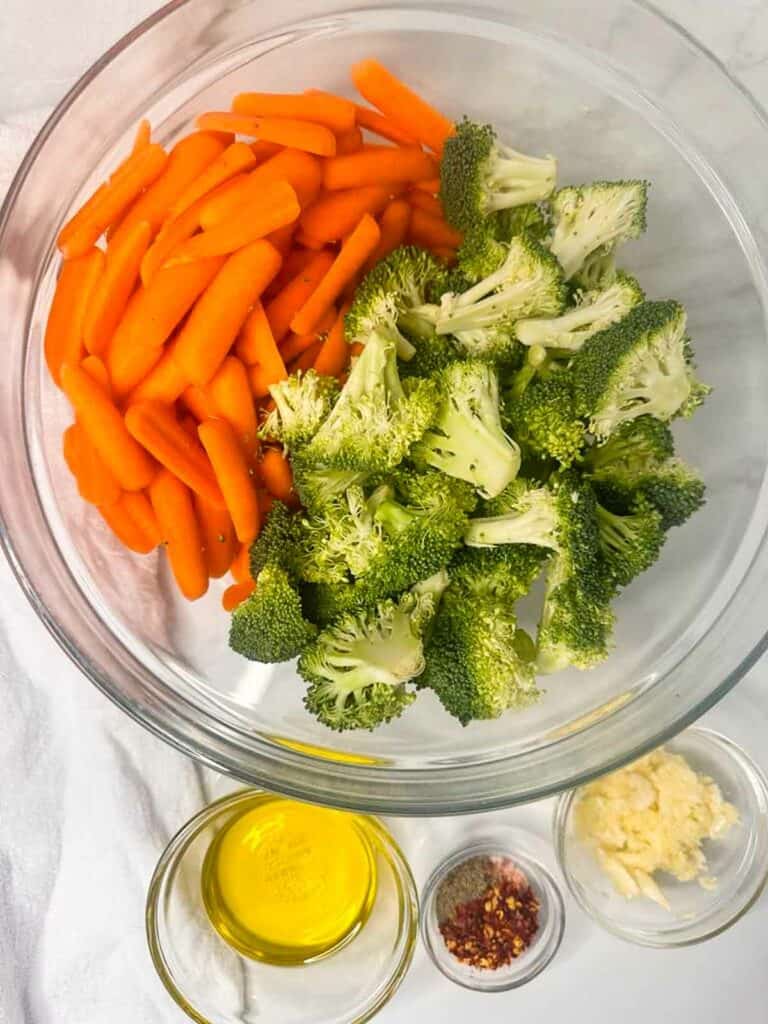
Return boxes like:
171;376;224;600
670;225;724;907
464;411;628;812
228;115;709;732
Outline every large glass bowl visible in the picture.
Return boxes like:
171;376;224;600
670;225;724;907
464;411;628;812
2;0;768;815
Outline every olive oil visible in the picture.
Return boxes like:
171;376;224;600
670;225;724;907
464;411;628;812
201;793;377;964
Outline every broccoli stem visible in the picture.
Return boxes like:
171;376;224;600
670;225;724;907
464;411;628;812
464;505;557;549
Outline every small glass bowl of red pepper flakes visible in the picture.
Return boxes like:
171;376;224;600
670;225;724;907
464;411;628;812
420;836;565;991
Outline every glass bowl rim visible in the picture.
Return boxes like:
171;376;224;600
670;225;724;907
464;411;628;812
3;0;768;815
145;788;419;1024
551;726;768;948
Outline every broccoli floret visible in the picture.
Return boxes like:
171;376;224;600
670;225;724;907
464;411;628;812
550;181;649;280
582;416;674;475
346;247;447;359
516;272;644;352
595;497;665;586
399;331;463;379
259;370;339;452
421;588;539;724
494;203;552;245
571;300;710;438
292;465;368;512
229;566;317;663
536;560;615;674
389;465;479;515
449;542;549;602
299;485;386;582
412;360;521;499
302;329;439;473
435;235;566;341
248;500;304;579
591;457;705;531
572;249;617;292
504;369;586;467
299;588;439;731
457;227;509;283
440;119;557;233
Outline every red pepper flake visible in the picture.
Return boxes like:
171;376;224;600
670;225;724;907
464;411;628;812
437;857;540;970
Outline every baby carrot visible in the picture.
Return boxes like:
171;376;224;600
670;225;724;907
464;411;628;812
132;119;152;153
206;356;259;457
300;184;391;243
195;495;237;578
235;300;273;365
257;490;274;519
408;206;463;249
267;222;296;257
294;228;326;251
336;127;363;154
61;363;155;491
182;384;219;422
127;343;188;405
164;181;299;265
250;140;283;163
200;149;322;227
197;113;336;157
198;418;261;544
259;447;298;506
413;177;441;194
288;339;324;373
109;341;164;400
432;247;458;266
267;247;317;295
58;144;168;258
44;248;105;385
230;542;252;583
280;306;337;364
241;309;287;397
264;249;335;342
149;470;208;599
125;400;225;508
353;103;417;146
166;141;257;220
80;355;111;393
63;422;122;507
366;198;411;268
291;214;380;335
82;219;151;355
313;305;351;378
100;491;162;555
222;579;255;611
323;146;437;190
232;92;356;133
109;132;227;247
351;59;455;154
173;239;282;386
408;188;443;219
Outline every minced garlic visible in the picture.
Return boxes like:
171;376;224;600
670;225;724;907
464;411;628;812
574;748;739;910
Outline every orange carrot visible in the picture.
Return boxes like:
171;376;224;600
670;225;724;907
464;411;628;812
413;177;441;194
174;240;282;386
197;112;336;157
82;219;151;355
294;228;326;251
61;363;155;491
164;181;299;265
44;248;105;385
280;306;337;363
250;140;283;163
222;579;255;611
127;343;188;405
195;494;237;578
260;447;298;506
366;198;411;267
109;133;227;247
408;206;462;249
264;249;335;342
257;490;274;519
336;127;363;154
351;59;455;154
100;491;162;555
432;246;458;266
198;418;261;544
233;91;356;133
291;214;380;335
230;542;252;583
166;141;257;220
300;185;392;243
288;339;323;373
408;188;443;219
58;143;168;258
131;119;152;154
182;384;219;422
313;305;351;378
353;104;418;147
236;301;273;365
206;356;259;457
323;146;437;190
80;355;111;393
267;247;317;295
200;149;322;227
62;422;122;507
349;341;365;358
267;223;296;257
149;470;208;599
109;343;163;400
242;313;287;398
125;400;225;508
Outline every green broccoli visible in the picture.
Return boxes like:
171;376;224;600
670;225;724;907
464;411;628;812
550;180;649;280
299;587;439;731
515;272;644;351
595;497;665;587
440;119;557;232
536;561;615;673
412;360;521;499
258;370;339;452
435;236;566;343
588;455;705;532
449;542;549;602
301;328;439;473
581;416;674;475
389;464;479;516
398;331;463;380
248;500;305;579
504;369;586;467
345;247;448;359
572;249;617;292
494;202;552;244
299;485;386;582
292;465;368;512
229;565;317;663
571;300;710;438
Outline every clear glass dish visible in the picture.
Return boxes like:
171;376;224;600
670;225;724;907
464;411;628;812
2;0;768;813
552;728;768;947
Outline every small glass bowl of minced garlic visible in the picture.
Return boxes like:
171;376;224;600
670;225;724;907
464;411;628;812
554;727;768;947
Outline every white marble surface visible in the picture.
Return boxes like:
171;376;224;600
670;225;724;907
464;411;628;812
3;2;768;1022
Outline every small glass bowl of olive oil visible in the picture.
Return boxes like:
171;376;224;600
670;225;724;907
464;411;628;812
146;790;417;1024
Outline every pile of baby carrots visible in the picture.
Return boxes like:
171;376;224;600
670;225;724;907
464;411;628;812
45;59;459;610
